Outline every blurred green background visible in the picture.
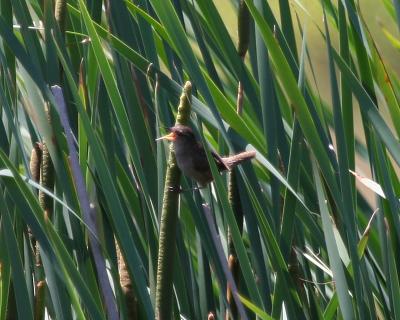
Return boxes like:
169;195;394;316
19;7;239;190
217;0;399;100
215;0;400;206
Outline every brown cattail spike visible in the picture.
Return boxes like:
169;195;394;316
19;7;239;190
116;241;137;319
30;143;43;183
222;150;256;170
39;143;54;218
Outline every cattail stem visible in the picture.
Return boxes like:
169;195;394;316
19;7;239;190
226;2;252;317
34;281;46;320
226;167;244;320
225;2;252;317
31;140;53;320
30;102;54;320
155;82;192;320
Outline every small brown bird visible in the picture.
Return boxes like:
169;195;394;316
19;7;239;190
157;125;256;186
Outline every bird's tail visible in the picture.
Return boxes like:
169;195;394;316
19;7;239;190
222;150;256;170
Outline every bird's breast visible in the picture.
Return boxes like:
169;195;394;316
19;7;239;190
173;141;212;186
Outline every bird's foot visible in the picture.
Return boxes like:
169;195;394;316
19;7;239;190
167;185;183;193
167;185;206;193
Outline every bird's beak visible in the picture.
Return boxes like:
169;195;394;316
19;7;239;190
155;132;176;141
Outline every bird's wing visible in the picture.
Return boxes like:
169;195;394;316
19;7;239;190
192;142;229;172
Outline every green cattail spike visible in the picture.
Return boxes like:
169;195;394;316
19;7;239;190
155;81;192;320
175;82;192;125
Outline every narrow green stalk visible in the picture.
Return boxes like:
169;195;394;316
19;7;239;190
225;2;251;317
226;169;243;320
29;142;44;320
34;281;46;320
155;81;192;320
33;105;54;320
237;0;251;59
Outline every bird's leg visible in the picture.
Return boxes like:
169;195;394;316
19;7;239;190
191;183;208;192
167;185;183;193
167;184;207;193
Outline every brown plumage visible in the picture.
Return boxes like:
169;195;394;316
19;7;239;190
157;125;256;186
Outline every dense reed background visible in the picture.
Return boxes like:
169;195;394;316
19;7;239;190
1;0;400;319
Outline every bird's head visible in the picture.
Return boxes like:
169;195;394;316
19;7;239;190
156;125;195;144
